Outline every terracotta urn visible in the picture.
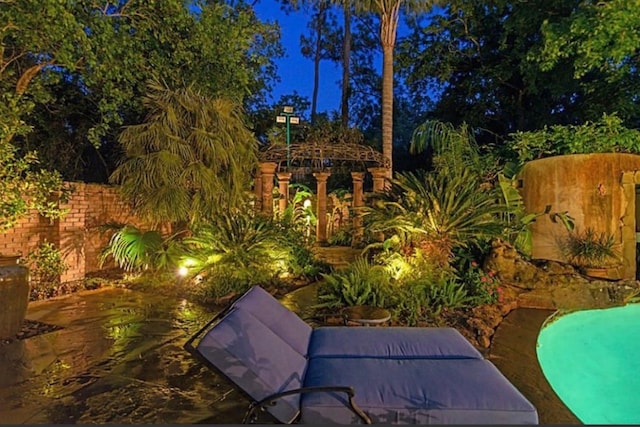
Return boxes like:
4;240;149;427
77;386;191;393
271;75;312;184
0;255;30;340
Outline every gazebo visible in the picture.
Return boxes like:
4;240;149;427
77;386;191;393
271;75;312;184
254;141;389;245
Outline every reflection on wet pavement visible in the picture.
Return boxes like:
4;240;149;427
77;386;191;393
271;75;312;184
0;288;252;424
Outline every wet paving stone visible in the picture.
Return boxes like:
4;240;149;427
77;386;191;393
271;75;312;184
1;285;577;425
0;288;252;424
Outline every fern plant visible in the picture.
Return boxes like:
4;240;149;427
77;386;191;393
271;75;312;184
315;258;392;309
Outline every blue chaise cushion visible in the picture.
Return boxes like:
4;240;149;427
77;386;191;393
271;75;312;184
301;357;538;424
309;327;483;359
196;308;307;423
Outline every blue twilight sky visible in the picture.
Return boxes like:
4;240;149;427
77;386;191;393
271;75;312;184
253;1;345;114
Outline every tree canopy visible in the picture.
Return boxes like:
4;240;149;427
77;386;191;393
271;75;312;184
396;0;639;147
1;0;281;180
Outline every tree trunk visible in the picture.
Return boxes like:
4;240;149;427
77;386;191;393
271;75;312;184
380;5;399;179
311;4;328;123
381;44;393;178
341;3;352;128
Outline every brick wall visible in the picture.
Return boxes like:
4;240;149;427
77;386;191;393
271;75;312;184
0;182;147;283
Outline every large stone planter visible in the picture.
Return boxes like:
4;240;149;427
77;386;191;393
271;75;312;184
520;153;640;280
0;255;30;340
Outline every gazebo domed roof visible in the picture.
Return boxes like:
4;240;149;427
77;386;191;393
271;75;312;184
258;141;389;172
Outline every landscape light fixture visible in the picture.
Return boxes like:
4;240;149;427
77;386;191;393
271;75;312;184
275;106;299;168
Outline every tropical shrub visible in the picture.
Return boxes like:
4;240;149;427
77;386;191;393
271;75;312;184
99;223;183;272
461;261;503;305
327;226;353;246
315;258;393;309
271;185;329;278
110;81;258;227
23;241;69;298
183;211;288;276
392;276;473;326
0;138;70;231
428;278;473;312
361;168;507;270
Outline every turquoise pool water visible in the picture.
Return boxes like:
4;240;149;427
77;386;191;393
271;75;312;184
536;304;640;424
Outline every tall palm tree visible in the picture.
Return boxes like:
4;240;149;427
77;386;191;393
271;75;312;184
356;0;439;177
110;80;258;227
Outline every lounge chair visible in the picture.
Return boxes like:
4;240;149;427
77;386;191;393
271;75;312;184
184;286;538;424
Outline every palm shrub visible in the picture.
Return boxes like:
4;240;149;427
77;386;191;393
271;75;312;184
99;223;183;272
182;210;290;296
315;258;393;309
110;80;258;228
362;168;507;270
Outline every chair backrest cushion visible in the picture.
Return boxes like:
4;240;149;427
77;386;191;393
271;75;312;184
233;286;312;357
196;307;308;423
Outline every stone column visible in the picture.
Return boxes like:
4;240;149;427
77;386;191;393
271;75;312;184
259;162;278;216
351;172;365;246
313;171;331;245
276;172;292;215
368;167;388;193
621;171;637;280
253;170;263;214
367;167;387;242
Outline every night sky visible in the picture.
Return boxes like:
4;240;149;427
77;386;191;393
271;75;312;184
254;0;349;115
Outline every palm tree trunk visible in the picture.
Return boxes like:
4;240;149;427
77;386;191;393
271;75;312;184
341;3;352;128
380;4;400;179
382;44;393;178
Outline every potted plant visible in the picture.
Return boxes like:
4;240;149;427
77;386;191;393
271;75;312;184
561;227;622;280
0;116;69;339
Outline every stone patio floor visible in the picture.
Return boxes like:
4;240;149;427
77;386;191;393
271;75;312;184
0;285;580;424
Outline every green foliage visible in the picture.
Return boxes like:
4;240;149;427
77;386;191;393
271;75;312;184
2;0;282;151
397;0;639;139
99;224;181;272
497;172;575;255
327;226;353;246
362;168;507;268
409;120;485;176
511;113;640;163
462;261;502;305
23;241;69;287
183;211;287;276
315;258;392;308
110;81;258;226
0;137;70;231
561;227;618;268
428;278;472;311
537;0;640;80
393;276;472;326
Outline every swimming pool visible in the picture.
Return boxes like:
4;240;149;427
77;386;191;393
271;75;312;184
536;304;640;424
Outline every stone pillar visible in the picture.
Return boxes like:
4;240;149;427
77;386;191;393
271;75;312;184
621;171;637;280
368;167;388;193
253;170;263;213
276;172;292;215
259;162;278;216
313;171;331;245
351;172;365;246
